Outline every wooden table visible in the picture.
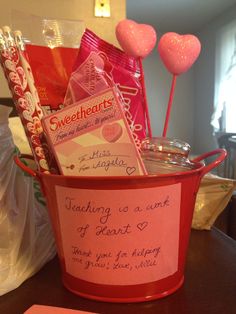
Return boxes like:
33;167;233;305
1;228;236;314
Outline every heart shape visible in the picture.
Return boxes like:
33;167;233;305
126;166;136;175
27;117;43;135
22;109;33;122
18;98;28;110
31;134;41;147
24;91;36;115
102;123;123;143
116;19;157;58
158;32;201;75
9;71;21;86
16;66;27;90
27;121;37;134
14;85;24;97
33;117;43;134
5;59;16;72
35;146;46;158
137;221;148;231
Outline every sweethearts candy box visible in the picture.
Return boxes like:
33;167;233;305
42;88;147;176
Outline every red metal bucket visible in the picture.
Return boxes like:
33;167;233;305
15;149;226;303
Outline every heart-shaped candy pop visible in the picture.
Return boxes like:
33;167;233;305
158;32;201;75
116;19;156;137
116;19;157;58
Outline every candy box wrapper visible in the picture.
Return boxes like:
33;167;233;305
64;29;148;148
42;87;147;176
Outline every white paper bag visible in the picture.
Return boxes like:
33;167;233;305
0;105;56;295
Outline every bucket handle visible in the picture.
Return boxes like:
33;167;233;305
15;149;227;179
191;148;227;177
14;154;39;179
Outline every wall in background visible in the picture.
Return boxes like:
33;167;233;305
143;51;195;145
140;4;236;155
125;5;197;150
0;0;126;97
194;4;236;154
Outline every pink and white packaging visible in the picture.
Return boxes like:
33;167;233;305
64;29;148;149
42;88;147;176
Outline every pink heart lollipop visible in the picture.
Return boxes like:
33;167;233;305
116;19;157;58
158;32;201;137
158;32;201;75
116;19;156;138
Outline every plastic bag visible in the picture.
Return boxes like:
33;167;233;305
192;173;236;230
11;10;85;114
11;10;84;48
8;116;31;155
0;105;56;295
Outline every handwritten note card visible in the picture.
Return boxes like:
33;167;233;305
42;88;146;176
55;183;181;285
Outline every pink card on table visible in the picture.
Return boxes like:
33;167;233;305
24;305;96;314
42;88;146;176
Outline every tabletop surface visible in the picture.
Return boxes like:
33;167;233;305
1;228;236;314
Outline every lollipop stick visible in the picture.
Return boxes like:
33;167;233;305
139;58;152;137
162;74;177;137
